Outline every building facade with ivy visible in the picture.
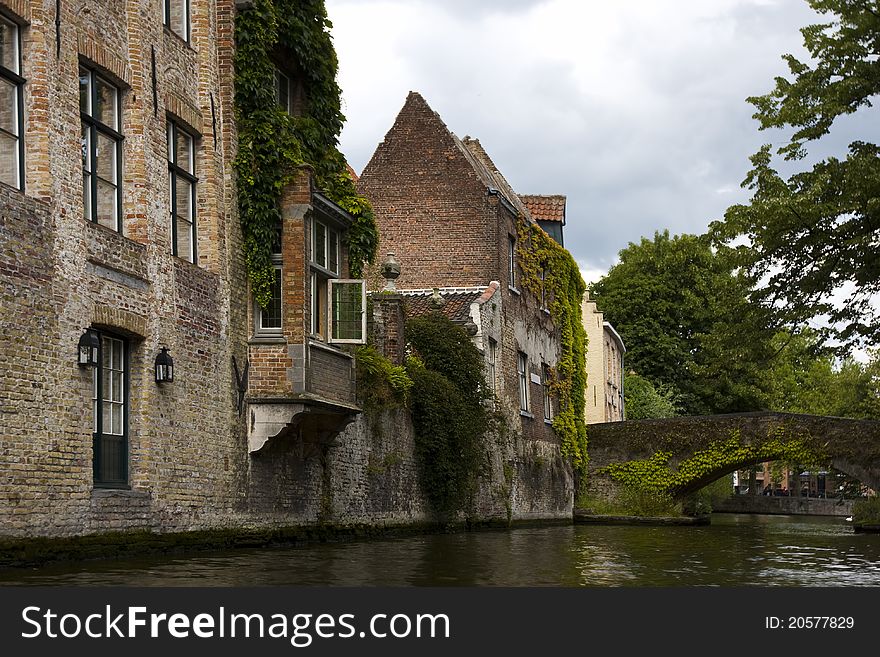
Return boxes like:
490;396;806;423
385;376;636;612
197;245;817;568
0;0;439;542
358;92;589;519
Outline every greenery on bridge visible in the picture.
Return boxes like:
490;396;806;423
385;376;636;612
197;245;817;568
598;428;826;498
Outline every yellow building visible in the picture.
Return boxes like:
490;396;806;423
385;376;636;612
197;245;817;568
582;292;626;423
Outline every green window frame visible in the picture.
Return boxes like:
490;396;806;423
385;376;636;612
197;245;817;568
92;332;129;488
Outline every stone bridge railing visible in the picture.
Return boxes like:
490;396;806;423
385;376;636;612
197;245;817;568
586;412;880;498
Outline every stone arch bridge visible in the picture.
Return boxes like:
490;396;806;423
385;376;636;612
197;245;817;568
586;412;880;500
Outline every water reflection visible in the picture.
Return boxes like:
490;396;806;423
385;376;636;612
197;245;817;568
1;514;878;587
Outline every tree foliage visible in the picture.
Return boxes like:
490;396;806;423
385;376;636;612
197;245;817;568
624;372;680;420
405;315;491;518
712;0;880;348
590;230;775;416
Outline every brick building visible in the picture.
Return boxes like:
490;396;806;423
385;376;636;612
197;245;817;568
582;292;626;423
0;0;426;541
357;92;575;516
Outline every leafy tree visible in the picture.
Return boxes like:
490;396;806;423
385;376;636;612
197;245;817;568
713;0;880;348
623;372;680;419
590;230;774;415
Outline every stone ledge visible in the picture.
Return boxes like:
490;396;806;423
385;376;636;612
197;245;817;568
573;510;710;526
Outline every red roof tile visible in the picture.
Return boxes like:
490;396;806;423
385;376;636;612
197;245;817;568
520;195;566;223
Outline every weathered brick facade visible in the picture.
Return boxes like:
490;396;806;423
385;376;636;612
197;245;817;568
0;5;575;545
0;1;434;541
358;92;575;520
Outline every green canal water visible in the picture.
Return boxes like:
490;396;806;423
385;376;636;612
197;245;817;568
2;514;878;586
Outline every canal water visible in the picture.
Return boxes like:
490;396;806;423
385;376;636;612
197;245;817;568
2;514;878;586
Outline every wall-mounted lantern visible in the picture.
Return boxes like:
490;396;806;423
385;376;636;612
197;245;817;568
154;347;174;383
77;328;100;367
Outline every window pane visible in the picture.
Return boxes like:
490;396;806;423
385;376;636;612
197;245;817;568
331;281;364;342
0;20;18;74
174;175;192;221
112;371;123;403
79;68;90;115
95;132;117;183
261;267;282;329
176;128;193;173
102;400;112;434
169;0;187;38
82;172;91;220
81;124;91;171
176;216;193;262
329;229;338;274
96;178;117;230
0;131;17;187
0;77;17;134
313;222;326;267
93;77;118;129
111;402;123;435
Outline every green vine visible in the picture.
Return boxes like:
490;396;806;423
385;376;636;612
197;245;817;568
354;345;412;411
599;429;825;496
233;0;378;307
516;219;589;473
405;315;491;517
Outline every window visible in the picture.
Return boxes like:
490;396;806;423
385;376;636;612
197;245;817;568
542;364;552;421
167;120;197;262
80;65;122;231
487;338;497;393
92;333;128;488
310;219;339;339
508;236;516;290
308;216;366;344
255;225;282;336
0;16;23;189
275;69;290;113
163;0;190;42
517;351;529;412
329;279;366;343
539;268;547;310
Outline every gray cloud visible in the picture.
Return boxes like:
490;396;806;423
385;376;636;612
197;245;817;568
327;0;872;275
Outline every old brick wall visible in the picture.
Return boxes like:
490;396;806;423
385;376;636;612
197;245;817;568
357;92;499;291
358;92;573;522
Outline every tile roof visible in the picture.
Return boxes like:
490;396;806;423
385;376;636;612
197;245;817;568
401;283;500;324
520;194;566;224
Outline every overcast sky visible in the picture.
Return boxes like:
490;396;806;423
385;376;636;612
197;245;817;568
325;0;867;284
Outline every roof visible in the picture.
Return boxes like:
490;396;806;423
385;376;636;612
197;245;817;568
401;283;500;324
603;321;626;353
457;136;534;221
520;195;566;225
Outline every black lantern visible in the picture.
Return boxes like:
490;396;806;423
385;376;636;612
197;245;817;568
77;328;100;367
155;347;174;383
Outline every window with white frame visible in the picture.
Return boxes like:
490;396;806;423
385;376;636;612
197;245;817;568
255;224;283;336
542;363;552;421
309;216;365;344
517;351;529;412
92;332;128;488
80;65;122;231
163;0;190;42
167;120;198;262
0;16;23;190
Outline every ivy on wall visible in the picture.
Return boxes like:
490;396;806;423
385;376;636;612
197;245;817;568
599;428;826;496
405;315;492;517
516;219;589;473
234;0;378;307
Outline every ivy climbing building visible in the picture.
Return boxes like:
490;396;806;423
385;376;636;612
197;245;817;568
358;92;589;518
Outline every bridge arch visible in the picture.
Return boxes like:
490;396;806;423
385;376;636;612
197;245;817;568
586;412;880;503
